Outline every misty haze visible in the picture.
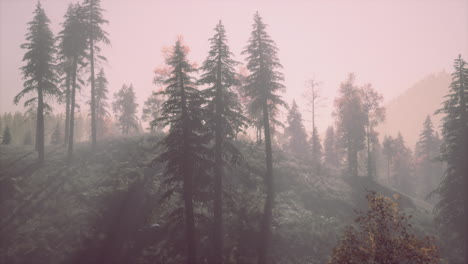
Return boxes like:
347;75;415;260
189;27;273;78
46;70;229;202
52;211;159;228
0;0;467;263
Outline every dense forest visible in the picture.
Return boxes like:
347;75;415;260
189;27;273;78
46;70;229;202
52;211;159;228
0;1;467;264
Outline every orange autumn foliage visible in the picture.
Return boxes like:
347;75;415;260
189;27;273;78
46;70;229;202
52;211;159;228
328;192;440;264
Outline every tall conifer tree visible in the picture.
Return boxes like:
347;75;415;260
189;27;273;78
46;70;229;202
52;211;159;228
198;21;247;263
324;126;340;169
155;39;209;264
434;55;468;263
334;74;366;177
15;2;59;163
83;0;110;149
242;12;286;263
285;100;309;157
92;68;110;137
57;3;88;161
112;84;139;135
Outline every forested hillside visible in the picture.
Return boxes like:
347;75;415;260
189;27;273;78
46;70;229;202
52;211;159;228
1;0;467;263
0;135;435;264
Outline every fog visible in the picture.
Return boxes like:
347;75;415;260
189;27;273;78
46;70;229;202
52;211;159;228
1;0;467;134
0;0;467;263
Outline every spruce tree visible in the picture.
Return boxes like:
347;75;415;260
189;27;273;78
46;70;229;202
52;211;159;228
198;21;247;263
324;126;340;169
310;129;323;174
415;116;442;197
155;39;209;263
142;91;163;132
285;100;309;157
112;84;139;135
434;55;468;263
92;68;110;137
242;12;286;263
360;84;385;179
14;2;59;163
334;73;366;177
382;135;395;184
392;133;413;193
82;0;110;149
57;3;88;161
2;126;12;145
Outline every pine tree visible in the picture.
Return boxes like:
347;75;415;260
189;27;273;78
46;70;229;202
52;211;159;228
57;3;88;161
142;91;163;132
2;126;12;145
14;2;59;163
434;55;468;263
92;68;110;137
414;116;442;198
360;84;385;179
57;3;87;149
392;133;413;193
242;12;286;263
285;100;309;157
334;73;366;177
82;0;110;149
324;126;340;169
50;123;61;145
155;39;209;264
310;129;323;174
198;21;247;263
112;84;139;135
382;135;395;185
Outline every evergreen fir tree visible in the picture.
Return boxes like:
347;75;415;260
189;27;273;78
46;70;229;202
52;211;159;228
285;100;309;157
92;68;110;137
57;3;88;161
198;21;247;263
414;116;442;198
334;73;366;177
382;135;395;185
2;126;12;145
142;91;163;132
112;84;139;135
434;55;468;263
360;84;385;179
392;133;413;193
324;126;340;169
14;2;59;163
154;39;209;263
82;0;110;150
310;129;323;174
242;12;286;263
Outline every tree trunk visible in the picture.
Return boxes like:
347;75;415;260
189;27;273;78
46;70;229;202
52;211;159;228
64;72;71;146
37;79;44;164
90;34;97;149
180;70;196;264
68;57;78;162
258;99;274;264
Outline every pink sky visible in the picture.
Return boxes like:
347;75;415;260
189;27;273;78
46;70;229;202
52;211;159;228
1;0;467;135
